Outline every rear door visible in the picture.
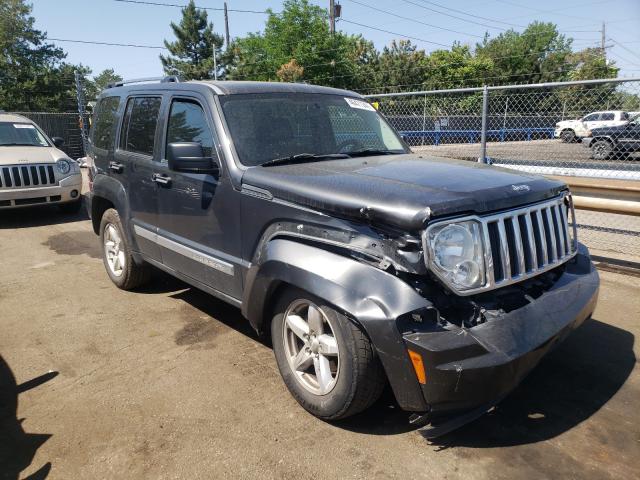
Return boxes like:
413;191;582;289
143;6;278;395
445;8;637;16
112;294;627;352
583;112;602;131
114;95;163;260
90;96;121;179
153;94;243;299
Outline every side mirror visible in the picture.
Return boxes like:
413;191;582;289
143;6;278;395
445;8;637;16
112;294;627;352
167;142;218;173
52;137;65;148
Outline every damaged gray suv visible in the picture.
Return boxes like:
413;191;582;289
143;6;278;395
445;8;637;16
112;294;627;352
86;78;599;436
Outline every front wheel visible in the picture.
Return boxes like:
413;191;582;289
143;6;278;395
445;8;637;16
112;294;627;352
591;139;613;160
271;288;386;420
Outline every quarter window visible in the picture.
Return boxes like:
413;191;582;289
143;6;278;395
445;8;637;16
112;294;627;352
92;96;120;150
120;97;162;156
166;100;214;158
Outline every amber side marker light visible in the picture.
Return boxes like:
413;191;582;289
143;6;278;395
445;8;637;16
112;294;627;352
407;349;427;384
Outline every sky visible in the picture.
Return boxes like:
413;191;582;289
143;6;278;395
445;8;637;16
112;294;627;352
30;0;640;85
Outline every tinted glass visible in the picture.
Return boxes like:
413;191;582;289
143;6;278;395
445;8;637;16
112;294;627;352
219;93;405;166
601;113;615;121
0;122;49;147
583;113;600;121
120;97;161;156
92;96;120;150
166;100;214;158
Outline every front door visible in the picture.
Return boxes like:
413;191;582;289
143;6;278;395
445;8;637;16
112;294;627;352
153;96;243;299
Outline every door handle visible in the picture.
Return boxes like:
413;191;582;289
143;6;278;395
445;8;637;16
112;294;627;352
109;161;124;173
152;173;172;186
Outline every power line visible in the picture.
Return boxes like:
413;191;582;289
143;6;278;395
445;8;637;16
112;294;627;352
342;0;484;39
609;37;640;63
397;0;509;31
112;0;272;14
49;37;167;49
339;19;452;48
410;0;527;29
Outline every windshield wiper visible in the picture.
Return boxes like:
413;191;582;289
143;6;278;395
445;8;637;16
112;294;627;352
344;149;400;157
260;153;349;167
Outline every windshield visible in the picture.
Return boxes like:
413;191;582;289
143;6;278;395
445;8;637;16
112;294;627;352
219;93;407;166
0;122;50;147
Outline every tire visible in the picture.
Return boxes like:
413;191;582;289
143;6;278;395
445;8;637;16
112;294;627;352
59;199;82;214
99;208;151;290
560;129;575;143
590;139;614;160
271;288;386;420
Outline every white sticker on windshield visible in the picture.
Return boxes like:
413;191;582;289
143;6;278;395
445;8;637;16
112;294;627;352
344;97;376;112
13;124;35;129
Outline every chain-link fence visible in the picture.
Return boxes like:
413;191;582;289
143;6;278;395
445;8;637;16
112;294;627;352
367;78;640;260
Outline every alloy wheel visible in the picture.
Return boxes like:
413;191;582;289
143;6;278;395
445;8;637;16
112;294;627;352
282;299;340;395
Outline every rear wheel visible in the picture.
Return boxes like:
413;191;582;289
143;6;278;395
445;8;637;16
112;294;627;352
591;139;614;160
271;288;386;420
100;208;151;290
560;129;576;143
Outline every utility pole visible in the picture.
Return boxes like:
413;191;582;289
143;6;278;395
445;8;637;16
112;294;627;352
601;21;606;59
329;0;335;34
224;2;230;47
213;46;218;81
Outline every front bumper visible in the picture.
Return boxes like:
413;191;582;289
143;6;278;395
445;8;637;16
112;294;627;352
0;173;82;208
403;244;598;421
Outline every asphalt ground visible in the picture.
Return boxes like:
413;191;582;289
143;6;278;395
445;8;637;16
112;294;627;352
412;138;640;167
0;202;639;479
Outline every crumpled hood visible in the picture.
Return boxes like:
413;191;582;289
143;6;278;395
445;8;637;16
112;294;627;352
241;153;567;231
0;146;69;166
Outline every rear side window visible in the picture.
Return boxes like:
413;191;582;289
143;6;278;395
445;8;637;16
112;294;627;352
120;97;162;156
166;100;214;158
92;96;120;150
601;112;615;121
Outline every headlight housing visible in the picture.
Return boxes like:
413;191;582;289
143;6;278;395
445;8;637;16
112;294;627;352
424;220;486;292
56;159;70;175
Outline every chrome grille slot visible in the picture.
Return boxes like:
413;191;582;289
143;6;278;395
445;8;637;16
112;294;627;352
486;196;576;291
0;164;57;189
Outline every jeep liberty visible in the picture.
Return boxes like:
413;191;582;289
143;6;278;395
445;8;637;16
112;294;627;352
86;78;599;436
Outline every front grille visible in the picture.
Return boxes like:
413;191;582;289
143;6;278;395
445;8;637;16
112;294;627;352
0;164;56;188
482;195;576;290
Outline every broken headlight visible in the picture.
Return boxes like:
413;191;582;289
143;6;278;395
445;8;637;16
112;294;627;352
423;220;486;292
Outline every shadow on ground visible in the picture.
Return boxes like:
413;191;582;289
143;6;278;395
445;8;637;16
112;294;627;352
0;355;56;479
430;317;635;448
0;204;88;229
160;277;636;444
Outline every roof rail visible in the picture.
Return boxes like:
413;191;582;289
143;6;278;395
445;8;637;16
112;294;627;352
106;75;181;89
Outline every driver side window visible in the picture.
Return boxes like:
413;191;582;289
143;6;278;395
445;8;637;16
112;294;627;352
165;99;214;161
583;113;600;122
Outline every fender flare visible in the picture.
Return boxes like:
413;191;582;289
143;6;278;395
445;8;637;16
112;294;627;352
242;238;432;411
90;174;136;247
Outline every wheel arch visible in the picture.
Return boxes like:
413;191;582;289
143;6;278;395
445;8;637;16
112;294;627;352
242;237;432;411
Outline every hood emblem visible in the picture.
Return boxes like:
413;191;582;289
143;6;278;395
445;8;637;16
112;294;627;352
511;184;530;192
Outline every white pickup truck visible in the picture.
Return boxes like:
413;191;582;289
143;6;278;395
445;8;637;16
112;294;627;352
554;110;631;142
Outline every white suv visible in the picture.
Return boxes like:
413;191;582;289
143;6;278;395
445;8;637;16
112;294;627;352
0;113;82;211
554;110;630;143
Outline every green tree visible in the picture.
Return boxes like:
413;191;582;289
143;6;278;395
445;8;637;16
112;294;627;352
476;22;573;84
0;0;81;111
160;0;224;80
223;0;378;90
91;69;123;95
